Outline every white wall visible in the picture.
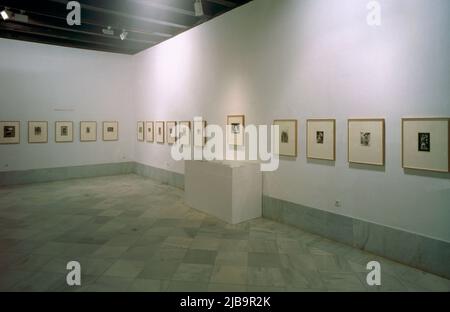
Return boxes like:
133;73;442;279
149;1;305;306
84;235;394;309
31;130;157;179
0;39;134;171
133;0;450;242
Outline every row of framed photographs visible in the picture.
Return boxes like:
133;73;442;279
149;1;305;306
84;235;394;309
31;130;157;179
0;121;119;143
137;121;206;146
138;116;449;173
275;118;450;173
138;116;246;147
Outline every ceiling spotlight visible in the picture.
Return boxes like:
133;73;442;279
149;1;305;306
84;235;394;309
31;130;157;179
194;0;204;17
1;8;11;20
102;26;114;36
120;29;128;41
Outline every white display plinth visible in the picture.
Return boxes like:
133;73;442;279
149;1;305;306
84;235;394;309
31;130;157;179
185;161;262;224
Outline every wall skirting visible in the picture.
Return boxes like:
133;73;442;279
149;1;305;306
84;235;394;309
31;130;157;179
0;162;184;189
134;162;184;190
263;195;450;279
0;162;135;186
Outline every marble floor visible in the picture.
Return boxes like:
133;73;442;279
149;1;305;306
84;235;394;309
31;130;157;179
0;174;448;292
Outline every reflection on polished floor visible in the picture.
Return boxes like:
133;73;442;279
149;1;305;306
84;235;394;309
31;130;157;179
0;174;448;292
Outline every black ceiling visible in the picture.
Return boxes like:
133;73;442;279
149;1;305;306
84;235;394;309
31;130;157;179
0;0;252;54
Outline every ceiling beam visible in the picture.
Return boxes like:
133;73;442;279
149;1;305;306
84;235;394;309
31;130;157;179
0;21;150;51
206;0;237;8
6;11;159;45
130;0;201;17
0;29;140;54
49;0;194;29
0;0;183;37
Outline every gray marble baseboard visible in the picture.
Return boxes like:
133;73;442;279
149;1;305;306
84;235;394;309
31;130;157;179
134;162;184;190
0;162;135;186
263;195;450;279
0;162;185;190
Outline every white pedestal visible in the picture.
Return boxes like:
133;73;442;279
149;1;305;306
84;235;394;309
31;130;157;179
185;161;262;224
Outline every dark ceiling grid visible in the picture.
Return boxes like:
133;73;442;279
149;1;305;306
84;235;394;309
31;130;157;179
0;0;252;54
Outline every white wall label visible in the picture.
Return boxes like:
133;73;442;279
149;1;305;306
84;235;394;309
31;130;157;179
366;1;381;26
66;261;81;286
67;1;81;26
366;261;381;286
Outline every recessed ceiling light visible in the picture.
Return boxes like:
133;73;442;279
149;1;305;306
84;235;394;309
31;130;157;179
1;9;11;20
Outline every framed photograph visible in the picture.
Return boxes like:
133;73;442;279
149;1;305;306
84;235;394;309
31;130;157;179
307;119;335;161
178;121;191;146
103;121;119;141
402;118;450;172
155;121;165;144
80;121;97;142
348;119;385;166
28;121;48;144
274;119;298;157
227;115;245;146
137;121;145;142
145;121;154;143
55;121;73;143
194;120;207;147
0;121;20;144
166;121;177;145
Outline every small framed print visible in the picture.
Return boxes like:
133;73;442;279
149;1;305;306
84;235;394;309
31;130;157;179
178;121;191;146
348;119;385;166
194;119;207;147
80;121;97;142
28;121;48;144
55;121;73;143
402;118;450;172
227;115;245;146
103;121;119;141
155;121;165;143
0;121;20;144
274;119;298;157
145;121;154;143
307;119;335;161
166;121;177;145
137;121;145;142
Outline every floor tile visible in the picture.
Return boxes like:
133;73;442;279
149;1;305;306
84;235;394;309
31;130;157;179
166;280;209;292
80;276;134;292
215;251;248;266
139;260;181;280
248;252;281;268
208;283;247;292
190;237;220;251
183;249;217;265
172;263;214;283
92;245;129;259
128;279;167;292
319;272;367;292
248;239;278;253
103;259;145;278
247;267;285;287
210;265;248;285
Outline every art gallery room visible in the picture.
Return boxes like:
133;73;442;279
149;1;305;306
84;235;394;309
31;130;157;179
0;0;449;295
